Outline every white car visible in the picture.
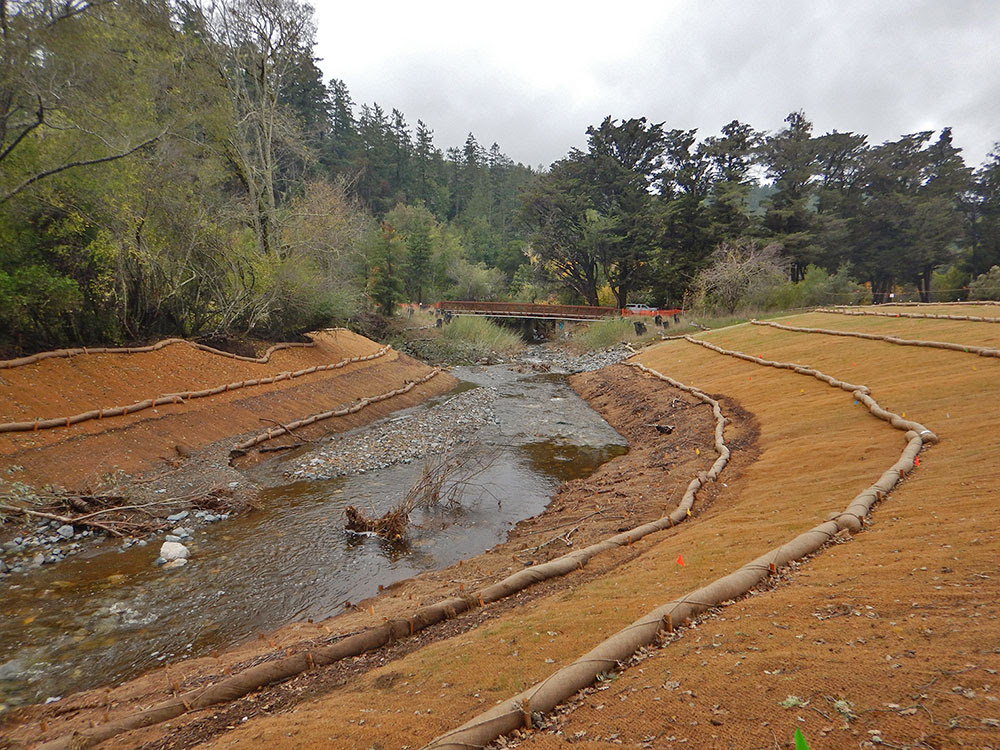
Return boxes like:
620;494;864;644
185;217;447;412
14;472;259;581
625;304;656;312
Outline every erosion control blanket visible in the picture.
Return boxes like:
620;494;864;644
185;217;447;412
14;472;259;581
420;340;935;750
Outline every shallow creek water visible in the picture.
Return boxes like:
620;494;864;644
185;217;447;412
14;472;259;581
0;366;626;706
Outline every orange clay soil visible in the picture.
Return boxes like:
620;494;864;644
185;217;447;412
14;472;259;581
5;315;1000;750
0;329;454;489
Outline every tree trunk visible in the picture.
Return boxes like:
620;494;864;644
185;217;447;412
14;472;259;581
917;265;933;303
872;277;894;304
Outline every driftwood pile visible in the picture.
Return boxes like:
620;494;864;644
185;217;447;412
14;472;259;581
343;438;497;543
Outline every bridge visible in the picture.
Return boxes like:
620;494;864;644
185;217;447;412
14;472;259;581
434;301;682;322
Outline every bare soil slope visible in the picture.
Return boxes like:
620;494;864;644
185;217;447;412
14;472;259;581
183;316;997;750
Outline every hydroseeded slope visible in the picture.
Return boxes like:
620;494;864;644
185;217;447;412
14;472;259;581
171;314;997;750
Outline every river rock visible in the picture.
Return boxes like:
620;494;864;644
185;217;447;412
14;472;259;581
162;558;187;570
56;524;75;539
0;658;27;681
166;511;189;522
159;541;190;561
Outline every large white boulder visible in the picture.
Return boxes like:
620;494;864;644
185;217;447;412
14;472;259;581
159;541;190;561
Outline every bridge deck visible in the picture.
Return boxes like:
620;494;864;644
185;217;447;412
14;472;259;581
435;301;681;321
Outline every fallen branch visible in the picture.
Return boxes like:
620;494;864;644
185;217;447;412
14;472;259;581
258;417;313;445
522;510;606;536
258;443;304;453
528;525;579;554
0;504;127;537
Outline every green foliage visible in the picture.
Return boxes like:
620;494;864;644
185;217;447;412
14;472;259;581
369;226;407;315
510;263;549;303
766;264;870;309
571;318;636;352
971;149;1000;274
931;265;969;301
447;259;508;301
968;265;1000;300
522;117;665;308
384;203;436;303
0;266;82;348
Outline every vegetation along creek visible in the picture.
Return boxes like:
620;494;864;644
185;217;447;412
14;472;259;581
0;362;627;707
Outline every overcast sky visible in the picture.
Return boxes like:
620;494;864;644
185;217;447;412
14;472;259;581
313;0;1000;170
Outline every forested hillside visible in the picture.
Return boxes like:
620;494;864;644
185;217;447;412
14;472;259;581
2;0;999;355
0;0;534;353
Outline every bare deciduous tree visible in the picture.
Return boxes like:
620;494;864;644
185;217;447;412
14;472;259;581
203;0;315;257
688;239;787;314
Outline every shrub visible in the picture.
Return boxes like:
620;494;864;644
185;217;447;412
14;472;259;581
968;265;1000;300
766;264;869;309
447;260;508;300
931;265;969;301
0;266;83;351
689;240;786;314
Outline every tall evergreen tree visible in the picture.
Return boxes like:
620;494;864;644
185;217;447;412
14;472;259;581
847;130;969;302
969;145;1000;275
389;108;412;198
762;111;817;279
584;116;667;306
324;78;359;172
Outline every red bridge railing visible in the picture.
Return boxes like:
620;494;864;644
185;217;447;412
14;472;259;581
434;301;682;321
436;301;616;320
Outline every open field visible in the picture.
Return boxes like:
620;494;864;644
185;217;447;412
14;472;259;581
3;309;999;750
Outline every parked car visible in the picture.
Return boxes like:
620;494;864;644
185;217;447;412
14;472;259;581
624;304;656;313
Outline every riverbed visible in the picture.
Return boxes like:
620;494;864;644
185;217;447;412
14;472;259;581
0;364;627;707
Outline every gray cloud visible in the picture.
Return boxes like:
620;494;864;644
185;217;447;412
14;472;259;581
313;0;1000;169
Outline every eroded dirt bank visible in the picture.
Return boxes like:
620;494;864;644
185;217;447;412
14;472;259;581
0;329;454;490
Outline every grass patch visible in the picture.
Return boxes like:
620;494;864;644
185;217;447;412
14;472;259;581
401;315;525;364
679;308;806;332
571;318;637;351
440;316;524;355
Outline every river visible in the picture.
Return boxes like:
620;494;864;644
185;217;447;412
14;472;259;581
0;364;626;707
